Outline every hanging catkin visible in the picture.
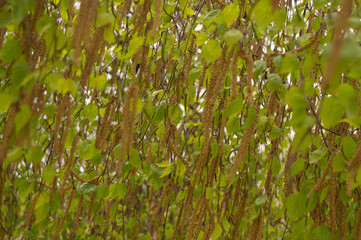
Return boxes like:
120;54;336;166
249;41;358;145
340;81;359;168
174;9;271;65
135;0;152;36
81;26;105;89
231;53;239;100
95;102;113;151
196;63;208;100
185;35;196;89
0;104;18;165
0;27;6;50
72;196;83;237
119;0;132;25
24;193;40;227
72;0;98;66
151;0;162;39
239;48;254;104
59;133;78;202
227;105;259;184
347;135;361;196
50;190;74;240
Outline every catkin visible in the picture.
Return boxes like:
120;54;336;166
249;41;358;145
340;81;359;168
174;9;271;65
135;0;152;36
196;63;208;100
81;26;105;89
151;0;162;39
231;53;239;100
87;193;96;222
239;48;253;104
185;35;196;89
153;179;173;220
354;205;361;239
53;94;69;156
60;134;78;202
309;150;337;197
347;137;361;196
72;196;83;237
0;104;17;165
50;190;74;240
95;102;113;151
119;0;132;25
227;105;259;184
103;198;111;237
0;27;6;50
24;193;40;227
72;0;98;66
188;194;204;240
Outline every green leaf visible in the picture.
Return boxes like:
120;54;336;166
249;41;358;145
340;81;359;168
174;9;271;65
77;183;98;196
169;105;182;124
15;104;31;132
119;36;145;60
333;154;346;172
201;40;221;63
309;149;327;164
280;53;299;74
0;93;13;113
253;60;266;78
285;86;307;110
11;62;30;88
320;97;344;128
4;147;23;168
0;12;13;27
255;194;267;206
286;191;307;220
269;128;282;140
129;148;142;170
27;146;44;165
210;223;222;240
96;184;109;200
57;78;77;96
160;165;172;178
206;187;213;199
267;73;282;92
223;95;243;119
222;3;239;27
97;12;114;26
90;75;107;90
195;32;208;46
291;158;304;176
223;29;243;46
42;165;56;185
203;10;221;22
341;136;356;160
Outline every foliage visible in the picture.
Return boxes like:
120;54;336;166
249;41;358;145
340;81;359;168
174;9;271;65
1;0;361;239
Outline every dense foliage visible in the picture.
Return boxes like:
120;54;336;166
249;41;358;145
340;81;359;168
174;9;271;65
1;0;361;239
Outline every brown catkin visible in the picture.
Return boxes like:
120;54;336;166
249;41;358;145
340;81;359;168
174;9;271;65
151;0;162;39
135;0;152;36
283;147;297;197
193;196;207;240
321;0;353;89
206;0;211;11
0;104;18;165
60;134;78;201
185;35;196;89
239;48;253;104
87;193;96;222
72;196;83;237
354;205;361;239
231;53;239;100
347;137;361;196
24;193;40;227
53;94;69;156
309;150;337;197
81;26;105;89
95;102;113;150
0;27;6;50
72;0;98;66
188;194;204;240
153;179;173;220
49;176;57;203
196;63;208;100
159;181;175;218
329;171;337;238
227;105;259;183
119;0;132;25
231;197;247;239
50;190;74;240
128;85;139;151
103;198;111;237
